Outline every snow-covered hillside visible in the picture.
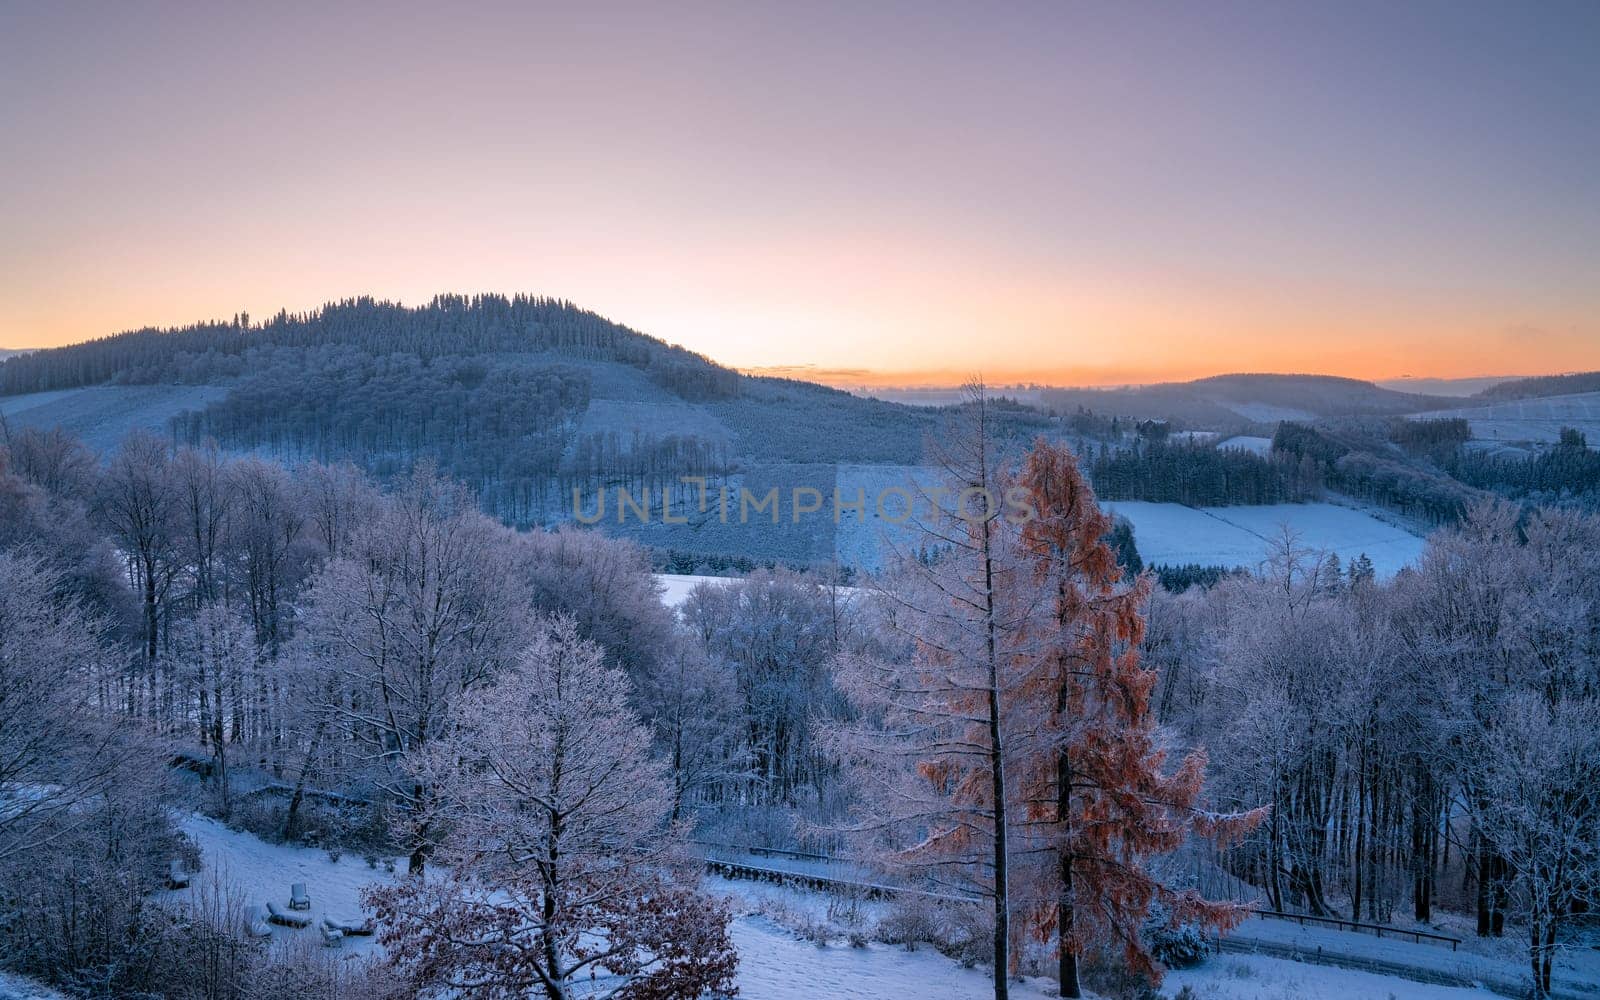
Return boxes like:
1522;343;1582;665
0;385;227;451
1410;390;1600;444
1105;502;1426;577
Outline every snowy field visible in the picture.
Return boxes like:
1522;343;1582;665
1410;390;1600;444
1104;502;1427;577
655;573;863;609
1217;435;1273;456
171;814;400;955
833;463;940;570
655;572;738;607
1218;401;1317;423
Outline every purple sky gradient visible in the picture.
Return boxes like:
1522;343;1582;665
2;1;1596;383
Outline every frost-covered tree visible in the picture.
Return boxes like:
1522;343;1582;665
296;464;527;872
1458;693;1600;997
96;430;181;706
365;618;737;1000
175;602;259;816
0;553;122;859
830;383;1025;1000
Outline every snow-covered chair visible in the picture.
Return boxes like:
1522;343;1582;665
325;915;375;936
167;859;191;889
289;882;311;910
244;905;273;938
319;920;345;947
266;900;310;928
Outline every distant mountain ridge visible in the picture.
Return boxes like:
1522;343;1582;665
1038;372;1457;427
1470;370;1600;402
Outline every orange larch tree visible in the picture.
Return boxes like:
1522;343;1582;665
1009;438;1265;997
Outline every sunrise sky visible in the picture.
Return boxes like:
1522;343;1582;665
2;1;1596;386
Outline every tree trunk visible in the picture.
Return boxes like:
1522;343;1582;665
1057;749;1080;998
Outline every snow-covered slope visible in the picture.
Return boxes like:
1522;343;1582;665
1105;502;1426;577
655;573;738;607
0;971;68;1000
1409;390;1600;443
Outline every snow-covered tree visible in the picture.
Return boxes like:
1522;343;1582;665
0;552;122;859
295;464;528;872
1458;693;1600;996
365;618;737;1000
830;383;1026;1000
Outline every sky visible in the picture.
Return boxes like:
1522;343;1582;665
1;1;1596;386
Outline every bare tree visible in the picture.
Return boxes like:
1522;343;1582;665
297;464;527;873
0;553;123;860
830;382;1025;1000
365;618;738;1000
96;430;181;717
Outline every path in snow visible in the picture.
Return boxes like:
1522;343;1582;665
1161;951;1502;1000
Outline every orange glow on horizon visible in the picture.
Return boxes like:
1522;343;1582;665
2;5;1597;388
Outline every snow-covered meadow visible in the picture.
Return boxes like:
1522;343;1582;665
1103;501;1427;577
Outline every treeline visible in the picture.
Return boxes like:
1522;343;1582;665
0;293;742;402
1150;511;1600;995
1390;416;1471;455
1474;370;1600;401
1272;422;1486;524
1087;438;1314;506
1150;563;1246;592
1443;428;1600;506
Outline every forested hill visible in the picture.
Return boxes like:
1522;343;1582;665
0;296;968;561
0;294;742;401
1470;370;1600;402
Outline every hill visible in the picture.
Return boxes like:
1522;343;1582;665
1040;373;1453;428
1469;370;1600;402
0;296;1035;566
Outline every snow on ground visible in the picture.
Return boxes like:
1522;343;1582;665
1217;435;1273;456
1105;502;1427;577
172;814;401;954
655;573;739;607
184;812;1571;1000
176;813;1054;998
1409;390;1600;444
0;971;67;1000
1160;952;1502;1000
1218;402;1317;423
0;385;228;451
726;914;1058;1000
654;573;864;609
1228;914;1596;997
